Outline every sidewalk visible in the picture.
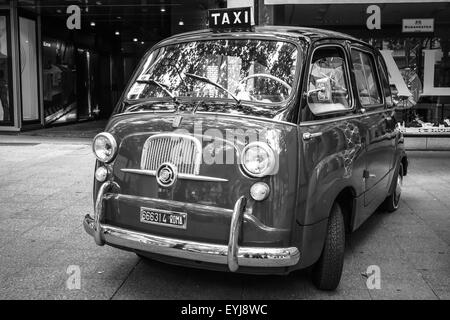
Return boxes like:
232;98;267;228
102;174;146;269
0;120;107;145
22;120;108;139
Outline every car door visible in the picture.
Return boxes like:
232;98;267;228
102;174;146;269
297;41;367;226
349;44;393;207
377;53;398;172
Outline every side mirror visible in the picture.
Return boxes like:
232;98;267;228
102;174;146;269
306;77;332;103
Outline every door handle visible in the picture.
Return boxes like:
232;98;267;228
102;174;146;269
303;132;323;141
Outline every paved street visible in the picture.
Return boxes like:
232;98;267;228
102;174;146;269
0;137;449;300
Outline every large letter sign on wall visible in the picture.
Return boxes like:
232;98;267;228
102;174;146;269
366;5;381;30
380;50;412;98
66;5;81;30
422;50;450;96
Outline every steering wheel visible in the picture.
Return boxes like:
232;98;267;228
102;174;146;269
239;74;292;92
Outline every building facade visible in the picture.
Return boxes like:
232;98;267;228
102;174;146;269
1;0;449;142
258;0;450;140
0;0;225;132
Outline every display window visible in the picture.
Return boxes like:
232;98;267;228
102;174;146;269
19;16;40;123
0;15;13;126
42;37;77;125
361;37;450;135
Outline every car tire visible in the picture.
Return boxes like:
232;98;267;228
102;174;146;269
312;203;345;291
382;163;404;213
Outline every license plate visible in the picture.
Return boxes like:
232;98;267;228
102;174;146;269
140;207;187;229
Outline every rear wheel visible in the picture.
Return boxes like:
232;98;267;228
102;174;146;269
383;163;404;213
312;203;345;291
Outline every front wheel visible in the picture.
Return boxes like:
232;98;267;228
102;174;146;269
312;203;345;291
382;163;404;213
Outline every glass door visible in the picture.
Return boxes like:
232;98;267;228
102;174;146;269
19;15;40;123
0;14;13;126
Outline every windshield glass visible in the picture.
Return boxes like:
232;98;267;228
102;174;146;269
123;39;299;110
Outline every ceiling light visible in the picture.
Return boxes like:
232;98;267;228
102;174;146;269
90;22;96;27
160;8;166;13
115;31;120;35
141;41;145;45
178;20;184;26
133;38;138;42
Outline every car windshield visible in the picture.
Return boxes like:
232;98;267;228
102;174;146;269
123;38;300;112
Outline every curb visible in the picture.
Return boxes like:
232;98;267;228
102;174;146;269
0;135;92;145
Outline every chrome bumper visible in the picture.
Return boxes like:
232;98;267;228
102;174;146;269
84;182;300;271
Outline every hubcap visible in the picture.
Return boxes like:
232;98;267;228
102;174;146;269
393;165;403;208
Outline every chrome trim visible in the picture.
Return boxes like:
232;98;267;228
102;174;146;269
155;162;178;188
93;181;114;246
122;168;156;176
241;142;277;178
114;110;298;127
92;132;118;163
303;132;323;141
197;112;297;127
299;108;394;127
83;216;300;269
228;196;246;272
121;168;229;182
141;133;202;175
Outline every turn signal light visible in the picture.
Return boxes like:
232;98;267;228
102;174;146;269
250;182;270;201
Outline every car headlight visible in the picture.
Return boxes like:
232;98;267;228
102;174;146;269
92;132;117;163
241;142;276;178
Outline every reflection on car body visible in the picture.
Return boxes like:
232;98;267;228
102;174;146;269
84;9;408;291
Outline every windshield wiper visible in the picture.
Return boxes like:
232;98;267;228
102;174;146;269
136;79;180;105
184;73;241;106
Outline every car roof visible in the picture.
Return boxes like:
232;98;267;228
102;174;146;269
157;25;367;47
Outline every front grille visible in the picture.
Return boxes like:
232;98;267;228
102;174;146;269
140;134;201;175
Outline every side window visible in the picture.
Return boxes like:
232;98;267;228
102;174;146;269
307;46;351;115
351;49;382;106
378;56;394;108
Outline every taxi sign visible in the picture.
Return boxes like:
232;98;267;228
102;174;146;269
208;7;252;31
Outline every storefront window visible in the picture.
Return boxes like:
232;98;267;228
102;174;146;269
20;16;39;122
368;37;450;135
42;38;77;125
0;15;12;126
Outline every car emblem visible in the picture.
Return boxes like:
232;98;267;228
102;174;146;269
156;163;178;188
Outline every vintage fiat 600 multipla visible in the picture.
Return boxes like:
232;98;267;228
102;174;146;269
84;8;408;290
